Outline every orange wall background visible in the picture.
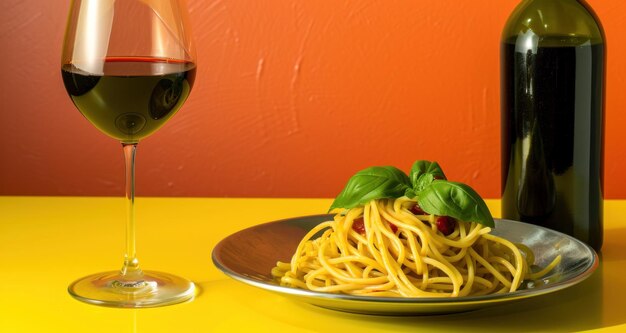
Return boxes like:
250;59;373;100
1;0;624;199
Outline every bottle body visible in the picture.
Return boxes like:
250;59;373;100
501;0;604;251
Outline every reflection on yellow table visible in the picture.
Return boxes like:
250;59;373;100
1;197;625;332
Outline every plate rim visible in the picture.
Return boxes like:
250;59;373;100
212;215;598;305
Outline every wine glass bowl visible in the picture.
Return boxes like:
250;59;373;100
61;0;196;307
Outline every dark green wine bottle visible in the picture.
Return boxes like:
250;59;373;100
501;0;605;251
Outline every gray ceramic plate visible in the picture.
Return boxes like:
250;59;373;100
212;215;598;315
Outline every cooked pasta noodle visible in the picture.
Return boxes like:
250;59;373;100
271;197;561;297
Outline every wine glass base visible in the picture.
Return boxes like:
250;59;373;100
68;270;195;308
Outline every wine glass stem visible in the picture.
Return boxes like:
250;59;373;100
121;143;142;279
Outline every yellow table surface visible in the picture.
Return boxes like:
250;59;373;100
1;197;625;332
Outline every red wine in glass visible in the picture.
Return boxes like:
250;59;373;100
62;57;196;143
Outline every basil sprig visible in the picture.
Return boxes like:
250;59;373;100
406;160;446;198
329;160;494;227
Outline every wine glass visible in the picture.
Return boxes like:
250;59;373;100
61;0;196;307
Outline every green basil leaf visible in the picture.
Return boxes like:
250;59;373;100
417;180;494;227
414;173;435;193
404;187;417;199
329;166;411;212
409;160;446;188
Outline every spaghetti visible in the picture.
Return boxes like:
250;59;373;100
272;197;561;298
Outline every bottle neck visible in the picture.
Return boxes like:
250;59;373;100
503;0;603;44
